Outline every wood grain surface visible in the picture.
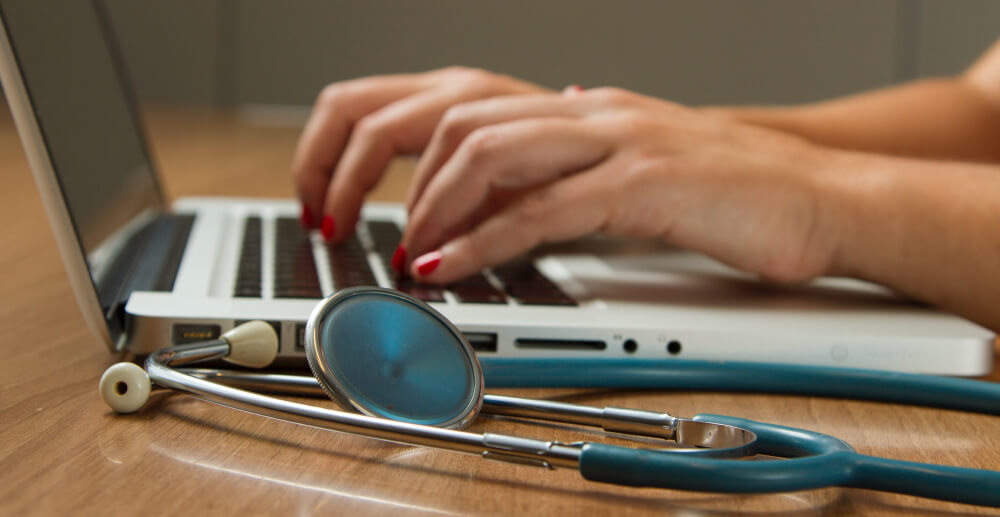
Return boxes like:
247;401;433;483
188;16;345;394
1;106;999;516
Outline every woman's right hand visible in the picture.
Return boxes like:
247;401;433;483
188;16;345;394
291;67;550;242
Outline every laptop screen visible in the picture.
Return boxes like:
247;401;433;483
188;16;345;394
0;0;162;260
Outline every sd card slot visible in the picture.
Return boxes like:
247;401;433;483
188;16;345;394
514;338;606;351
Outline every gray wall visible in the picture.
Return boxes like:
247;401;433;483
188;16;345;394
103;0;1000;109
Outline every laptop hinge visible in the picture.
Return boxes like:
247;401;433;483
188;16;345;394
100;213;195;348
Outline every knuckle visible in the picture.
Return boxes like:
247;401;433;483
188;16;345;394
607;113;656;140
460;127;503;166
292;157;329;188
353;114;390;141
587;86;633;105
460;230;490;264
292;165;312;185
619;158;656;186
454;66;492;84
317;84;347;107
514;191;554;228
450;67;503;93
438;65;474;75
438;105;477;144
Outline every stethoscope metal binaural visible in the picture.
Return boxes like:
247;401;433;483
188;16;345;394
100;287;1000;507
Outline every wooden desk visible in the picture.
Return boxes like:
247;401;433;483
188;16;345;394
2;106;999;516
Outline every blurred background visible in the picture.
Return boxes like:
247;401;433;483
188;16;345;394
100;0;999;110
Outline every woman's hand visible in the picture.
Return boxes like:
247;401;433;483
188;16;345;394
402;87;843;284
292;67;549;240
295;60;1000;332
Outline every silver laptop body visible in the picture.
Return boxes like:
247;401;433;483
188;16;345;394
1;0;993;375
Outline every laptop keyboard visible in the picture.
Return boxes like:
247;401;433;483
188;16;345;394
274;218;323;298
325;233;377;290
234;216;576;306
234;217;263;297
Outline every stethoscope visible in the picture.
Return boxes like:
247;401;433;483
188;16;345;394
99;287;1000;507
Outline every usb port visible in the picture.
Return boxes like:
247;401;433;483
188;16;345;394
463;332;498;353
172;324;220;345
295;323;308;351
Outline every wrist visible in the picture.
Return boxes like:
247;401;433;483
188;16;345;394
806;148;897;281
703;105;804;134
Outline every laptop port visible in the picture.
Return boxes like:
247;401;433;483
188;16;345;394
235;320;281;345
295;323;308;352
463;332;497;353
515;338;606;351
172;324;220;345
667;340;682;355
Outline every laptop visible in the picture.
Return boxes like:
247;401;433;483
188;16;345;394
1;0;993;375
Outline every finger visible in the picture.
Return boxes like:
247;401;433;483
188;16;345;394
405;94;590;213
404;117;612;259
409;163;615;283
320;86;492;241
292;73;430;226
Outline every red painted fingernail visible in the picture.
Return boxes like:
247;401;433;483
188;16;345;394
413;250;442;277
391;245;407;275
321;215;336;241
563;84;584;95
300;205;314;229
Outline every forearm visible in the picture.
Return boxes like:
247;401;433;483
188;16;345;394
819;150;1000;331
707;78;1000;163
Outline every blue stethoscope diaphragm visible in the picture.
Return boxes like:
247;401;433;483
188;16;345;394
303;287;484;429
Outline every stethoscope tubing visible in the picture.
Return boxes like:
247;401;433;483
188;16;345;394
581;414;1000;507
482;359;1000;505
177;366;1000;507
481;358;1000;415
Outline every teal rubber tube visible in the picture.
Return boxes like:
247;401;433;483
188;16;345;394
480;358;1000;414
579;414;855;493
579;414;1000;506
847;454;1000;507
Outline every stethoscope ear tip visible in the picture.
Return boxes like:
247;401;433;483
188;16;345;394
99;362;151;413
222;320;279;369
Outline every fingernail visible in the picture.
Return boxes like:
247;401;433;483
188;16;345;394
563;84;584;96
391;245;407;275
300;205;314;229
321;214;336;241
413;250;442;277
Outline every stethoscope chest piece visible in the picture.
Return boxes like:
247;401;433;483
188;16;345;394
304;287;484;429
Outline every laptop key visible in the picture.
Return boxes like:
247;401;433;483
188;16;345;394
450;275;507;304
327;236;378;289
366;220;403;253
493;260;576;306
275;287;323;299
366;221;445;301
396;278;446;302
234;287;261;298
